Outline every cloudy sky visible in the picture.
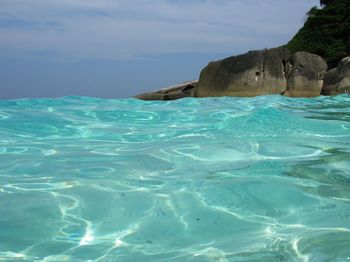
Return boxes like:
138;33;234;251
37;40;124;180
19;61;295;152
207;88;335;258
0;0;318;99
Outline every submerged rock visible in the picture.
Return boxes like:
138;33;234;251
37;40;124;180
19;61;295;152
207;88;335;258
284;51;327;97
195;47;290;97
134;81;198;100
322;56;350;95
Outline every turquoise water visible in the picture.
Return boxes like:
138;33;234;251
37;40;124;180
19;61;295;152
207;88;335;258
0;95;350;262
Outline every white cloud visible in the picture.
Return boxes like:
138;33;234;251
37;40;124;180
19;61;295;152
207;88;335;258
0;0;318;60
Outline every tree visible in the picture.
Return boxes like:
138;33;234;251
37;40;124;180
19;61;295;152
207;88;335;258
320;0;333;6
287;0;350;68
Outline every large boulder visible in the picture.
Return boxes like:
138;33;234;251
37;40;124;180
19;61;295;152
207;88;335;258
134;80;197;100
284;51;327;97
195;47;290;97
321;56;350;95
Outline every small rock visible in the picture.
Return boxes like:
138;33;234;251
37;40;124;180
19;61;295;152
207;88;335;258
134;80;198;100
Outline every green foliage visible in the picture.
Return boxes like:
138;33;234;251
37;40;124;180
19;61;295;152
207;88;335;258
320;0;333;6
287;0;350;68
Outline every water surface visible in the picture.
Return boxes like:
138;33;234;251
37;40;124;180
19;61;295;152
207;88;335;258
0;95;350;261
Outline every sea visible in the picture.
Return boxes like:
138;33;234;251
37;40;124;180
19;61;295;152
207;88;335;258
0;95;349;262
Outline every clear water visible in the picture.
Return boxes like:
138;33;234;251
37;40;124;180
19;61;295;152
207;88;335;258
0;95;350;262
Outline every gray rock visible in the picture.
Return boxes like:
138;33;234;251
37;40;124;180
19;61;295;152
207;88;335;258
321;68;338;95
284;51;327;97
322;56;350;95
134;80;198;100
195;47;290;97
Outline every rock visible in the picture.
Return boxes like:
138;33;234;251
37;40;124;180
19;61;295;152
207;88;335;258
321;68;338;95
195;47;290;97
321;56;350;95
284;51;327;97
134;80;198;100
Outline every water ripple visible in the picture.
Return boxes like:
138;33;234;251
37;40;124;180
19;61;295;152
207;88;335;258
0;95;350;261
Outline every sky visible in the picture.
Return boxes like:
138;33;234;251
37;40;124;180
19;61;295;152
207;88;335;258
0;0;319;99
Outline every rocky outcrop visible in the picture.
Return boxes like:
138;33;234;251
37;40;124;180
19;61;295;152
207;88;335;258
134;48;345;101
134;81;198;100
195;47;290;97
283;51;327;97
321;56;350;95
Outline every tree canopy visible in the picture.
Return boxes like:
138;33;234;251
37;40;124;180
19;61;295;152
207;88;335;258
287;0;350;68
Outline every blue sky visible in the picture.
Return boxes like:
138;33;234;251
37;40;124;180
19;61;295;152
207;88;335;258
0;0;318;99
